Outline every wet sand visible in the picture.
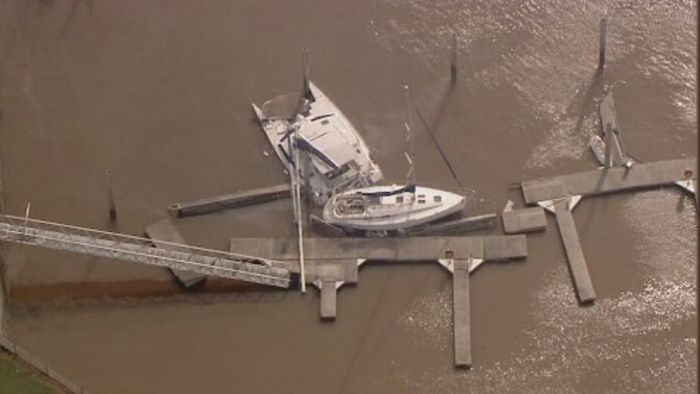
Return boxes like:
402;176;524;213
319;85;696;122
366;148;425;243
0;0;696;393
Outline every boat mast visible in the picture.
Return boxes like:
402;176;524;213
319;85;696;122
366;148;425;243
404;85;416;190
292;133;306;293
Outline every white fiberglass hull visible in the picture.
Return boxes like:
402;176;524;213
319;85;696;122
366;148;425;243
322;185;466;231
252;82;383;205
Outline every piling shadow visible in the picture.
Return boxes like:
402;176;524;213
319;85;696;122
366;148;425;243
412;77;464;189
569;69;607;235
567;68;606;138
413;77;457;141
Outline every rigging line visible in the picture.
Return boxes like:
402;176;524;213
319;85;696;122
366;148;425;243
410;97;466;192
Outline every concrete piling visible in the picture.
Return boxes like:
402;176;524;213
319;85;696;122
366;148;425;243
302;47;313;101
450;33;458;82
598;18;607;69
106;169;116;220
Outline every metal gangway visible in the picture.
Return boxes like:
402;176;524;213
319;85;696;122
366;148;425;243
0;214;291;288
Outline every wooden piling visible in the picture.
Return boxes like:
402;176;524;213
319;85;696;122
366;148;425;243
598;18;607;69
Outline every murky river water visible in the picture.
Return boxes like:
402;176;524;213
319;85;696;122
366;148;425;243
0;0;696;393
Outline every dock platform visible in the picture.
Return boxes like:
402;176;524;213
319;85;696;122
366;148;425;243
169;184;291;217
230;236;527;272
502;207;546;234
521;158;696;204
145;219;207;287
554;198;595;303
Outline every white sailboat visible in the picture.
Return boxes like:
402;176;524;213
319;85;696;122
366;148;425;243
322;85;466;232
252;49;383;207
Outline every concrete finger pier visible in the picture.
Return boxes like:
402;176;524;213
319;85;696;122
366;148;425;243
168;183;291;218
553;198;595;303
231;235;527;367
320;280;337;319
146;219;207;287
452;259;471;367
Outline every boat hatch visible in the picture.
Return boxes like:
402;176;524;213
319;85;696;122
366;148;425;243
337;196;366;214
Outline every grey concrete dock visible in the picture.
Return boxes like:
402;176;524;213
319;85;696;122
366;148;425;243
169;183;291;217
145;219;207;287
453;259;471;368
521;155;696;305
502;207;546;234
231;235;527;366
521;158;697;204
554;198;595;303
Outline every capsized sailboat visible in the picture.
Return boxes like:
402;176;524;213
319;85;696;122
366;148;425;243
322;85;466;232
252;49;383;206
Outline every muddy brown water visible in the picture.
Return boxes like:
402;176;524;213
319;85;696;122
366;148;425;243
0;0;696;393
